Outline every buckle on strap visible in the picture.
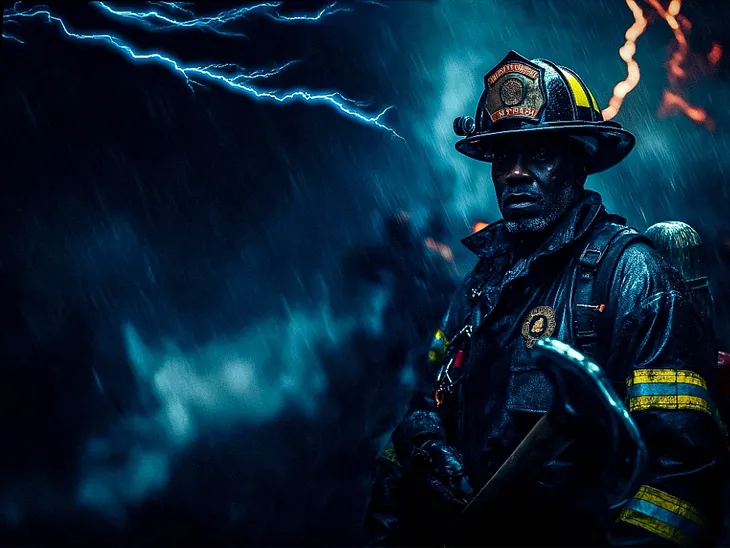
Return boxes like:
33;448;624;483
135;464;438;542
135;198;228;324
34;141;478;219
579;246;604;269
575;329;599;343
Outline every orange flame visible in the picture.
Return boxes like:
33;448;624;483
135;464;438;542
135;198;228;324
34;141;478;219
472;221;489;233
603;0;647;121
658;90;714;129
424;237;454;263
708;42;723;65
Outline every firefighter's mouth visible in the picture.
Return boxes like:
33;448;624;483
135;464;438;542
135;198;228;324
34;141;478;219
503;193;541;208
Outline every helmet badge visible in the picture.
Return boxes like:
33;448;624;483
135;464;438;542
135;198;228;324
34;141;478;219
484;53;545;123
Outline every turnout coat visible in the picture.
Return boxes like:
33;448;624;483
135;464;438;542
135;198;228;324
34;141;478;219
365;191;727;547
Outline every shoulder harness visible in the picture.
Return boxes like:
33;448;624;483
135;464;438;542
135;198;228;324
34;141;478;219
574;223;652;363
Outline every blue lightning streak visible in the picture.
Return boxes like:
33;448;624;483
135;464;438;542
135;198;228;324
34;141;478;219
3;17;24;42
199;60;300;81
148;2;195;17
2;32;24;43
3;4;402;139
93;2;282;38
198;61;372;107
270;2;352;23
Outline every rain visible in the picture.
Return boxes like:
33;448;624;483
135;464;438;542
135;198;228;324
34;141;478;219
2;0;729;544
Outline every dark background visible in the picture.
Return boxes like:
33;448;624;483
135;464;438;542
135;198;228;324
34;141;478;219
2;0;730;545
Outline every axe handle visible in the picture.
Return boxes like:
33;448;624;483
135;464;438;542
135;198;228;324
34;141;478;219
462;413;573;516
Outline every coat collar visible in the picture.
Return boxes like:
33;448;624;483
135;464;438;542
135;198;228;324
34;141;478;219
461;190;618;261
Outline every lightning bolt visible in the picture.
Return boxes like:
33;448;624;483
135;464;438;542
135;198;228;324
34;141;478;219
148;3;195;17
268;2;353;23
607;0;721;130
645;0;715;130
3;2;402;139
603;0;647;121
93;1;281;37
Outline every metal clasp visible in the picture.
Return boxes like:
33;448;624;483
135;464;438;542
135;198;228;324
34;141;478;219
433;324;473;405
579;247;604;266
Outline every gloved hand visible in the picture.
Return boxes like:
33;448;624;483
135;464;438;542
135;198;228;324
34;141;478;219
411;439;474;510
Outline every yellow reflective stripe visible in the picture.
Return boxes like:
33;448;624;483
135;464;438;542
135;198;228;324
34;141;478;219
634;485;705;526
626;369;714;415
434;329;449;346
588;89;600;112
629;394;713;414
628;369;708;390
618;485;705;545
619;508;692;546
428;329;449;363
557;67;591;108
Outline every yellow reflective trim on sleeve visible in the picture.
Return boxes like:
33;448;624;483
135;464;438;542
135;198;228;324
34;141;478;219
628;394;713;415
626;369;714;416
618;485;706;545
428;329;450;363
633;485;705;526
434;329;449;346
618;508;692;546
628;369;708;390
557;67;591;108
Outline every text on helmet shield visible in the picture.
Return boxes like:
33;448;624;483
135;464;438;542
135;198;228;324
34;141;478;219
485;61;544;123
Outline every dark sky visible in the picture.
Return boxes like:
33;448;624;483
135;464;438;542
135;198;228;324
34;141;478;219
2;0;729;544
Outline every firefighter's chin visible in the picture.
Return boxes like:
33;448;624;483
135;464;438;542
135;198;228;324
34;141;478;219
505;216;551;234
502;200;568;234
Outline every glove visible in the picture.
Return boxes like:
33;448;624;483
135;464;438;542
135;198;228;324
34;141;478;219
411;439;474;510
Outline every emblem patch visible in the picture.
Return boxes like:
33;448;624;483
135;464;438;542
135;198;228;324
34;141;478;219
521;306;556;348
484;53;545;123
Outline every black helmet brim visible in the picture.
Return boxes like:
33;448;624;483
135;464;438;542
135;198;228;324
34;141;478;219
454;120;635;175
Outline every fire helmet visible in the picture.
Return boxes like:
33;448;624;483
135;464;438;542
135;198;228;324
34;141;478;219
453;50;635;174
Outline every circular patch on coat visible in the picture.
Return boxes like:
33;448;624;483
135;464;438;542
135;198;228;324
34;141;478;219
521;305;557;348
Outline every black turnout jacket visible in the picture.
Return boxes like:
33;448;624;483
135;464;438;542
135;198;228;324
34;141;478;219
365;191;727;547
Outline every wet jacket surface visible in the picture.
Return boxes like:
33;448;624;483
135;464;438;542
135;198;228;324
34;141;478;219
365;192;728;546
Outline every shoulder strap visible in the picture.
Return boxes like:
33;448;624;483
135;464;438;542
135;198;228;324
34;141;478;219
574;224;652;363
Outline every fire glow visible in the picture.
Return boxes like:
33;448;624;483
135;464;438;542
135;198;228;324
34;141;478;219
424;237;455;263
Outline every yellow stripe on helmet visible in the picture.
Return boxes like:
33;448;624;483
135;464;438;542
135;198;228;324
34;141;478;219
557;67;591;108
587;89;600;112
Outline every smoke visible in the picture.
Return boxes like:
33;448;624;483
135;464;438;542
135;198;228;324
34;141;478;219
2;203;396;528
75;291;389;521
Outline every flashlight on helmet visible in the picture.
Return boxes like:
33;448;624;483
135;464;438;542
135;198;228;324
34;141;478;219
453;116;476;136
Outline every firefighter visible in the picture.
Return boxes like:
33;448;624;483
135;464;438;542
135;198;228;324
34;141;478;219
365;50;727;546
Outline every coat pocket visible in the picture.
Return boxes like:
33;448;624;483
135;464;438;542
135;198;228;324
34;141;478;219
506;367;554;413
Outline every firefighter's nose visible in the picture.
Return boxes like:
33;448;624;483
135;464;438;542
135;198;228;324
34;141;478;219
505;158;532;185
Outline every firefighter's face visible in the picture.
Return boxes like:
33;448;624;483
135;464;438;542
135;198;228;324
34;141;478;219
491;136;586;234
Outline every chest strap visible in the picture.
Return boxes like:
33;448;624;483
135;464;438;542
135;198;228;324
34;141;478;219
574;225;651;363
